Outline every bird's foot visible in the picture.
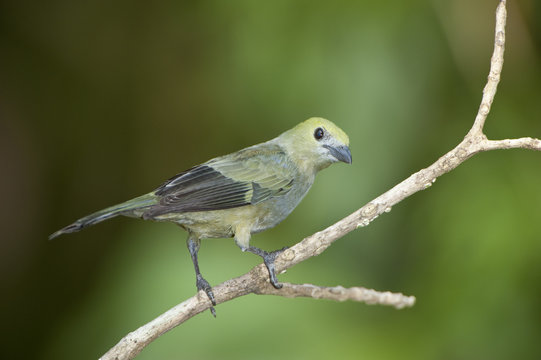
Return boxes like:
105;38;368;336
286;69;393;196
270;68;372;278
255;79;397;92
247;246;288;289
196;274;217;317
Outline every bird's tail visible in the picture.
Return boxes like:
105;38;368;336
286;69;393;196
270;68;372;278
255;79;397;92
49;193;157;240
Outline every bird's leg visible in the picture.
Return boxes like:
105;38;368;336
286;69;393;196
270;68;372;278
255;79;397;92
187;235;216;317
245;246;288;289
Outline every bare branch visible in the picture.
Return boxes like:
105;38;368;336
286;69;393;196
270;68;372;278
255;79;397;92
480;137;541;152
256;283;416;310
468;0;507;137
101;1;540;359
99;281;415;360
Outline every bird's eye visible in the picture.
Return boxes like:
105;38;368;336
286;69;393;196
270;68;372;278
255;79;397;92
314;127;324;140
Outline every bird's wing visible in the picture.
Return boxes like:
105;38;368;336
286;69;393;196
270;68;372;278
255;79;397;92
144;143;296;217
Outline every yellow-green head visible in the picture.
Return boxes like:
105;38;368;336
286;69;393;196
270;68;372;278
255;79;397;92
276;117;351;173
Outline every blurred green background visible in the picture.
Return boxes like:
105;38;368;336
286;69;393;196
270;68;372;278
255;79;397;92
1;0;540;359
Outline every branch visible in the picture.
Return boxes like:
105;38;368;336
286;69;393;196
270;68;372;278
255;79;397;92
257;283;416;309
467;0;507;136
101;1;539;359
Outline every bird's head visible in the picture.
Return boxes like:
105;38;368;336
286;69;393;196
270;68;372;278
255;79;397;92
278;117;352;173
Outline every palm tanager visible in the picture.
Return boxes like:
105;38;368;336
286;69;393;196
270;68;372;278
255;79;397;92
50;117;351;314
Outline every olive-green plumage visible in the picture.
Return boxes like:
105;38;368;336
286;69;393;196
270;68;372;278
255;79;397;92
50;117;351;311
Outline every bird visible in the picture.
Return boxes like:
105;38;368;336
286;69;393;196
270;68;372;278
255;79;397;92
50;117;351;315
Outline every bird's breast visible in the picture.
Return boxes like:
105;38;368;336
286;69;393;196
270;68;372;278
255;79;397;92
250;176;314;233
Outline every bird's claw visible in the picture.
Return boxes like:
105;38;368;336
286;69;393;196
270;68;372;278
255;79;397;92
196;274;216;304
260;246;288;289
196;274;217;317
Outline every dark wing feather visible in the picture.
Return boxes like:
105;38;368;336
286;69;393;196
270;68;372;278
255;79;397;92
148;164;252;215
143;144;296;218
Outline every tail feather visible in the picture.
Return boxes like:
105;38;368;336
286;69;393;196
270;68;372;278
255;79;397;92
49;193;157;240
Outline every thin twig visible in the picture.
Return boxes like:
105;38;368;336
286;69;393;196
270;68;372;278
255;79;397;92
468;0;507;136
100;1;540;359
256;283;416;309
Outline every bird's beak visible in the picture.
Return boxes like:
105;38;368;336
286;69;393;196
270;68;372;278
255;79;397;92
324;144;352;164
